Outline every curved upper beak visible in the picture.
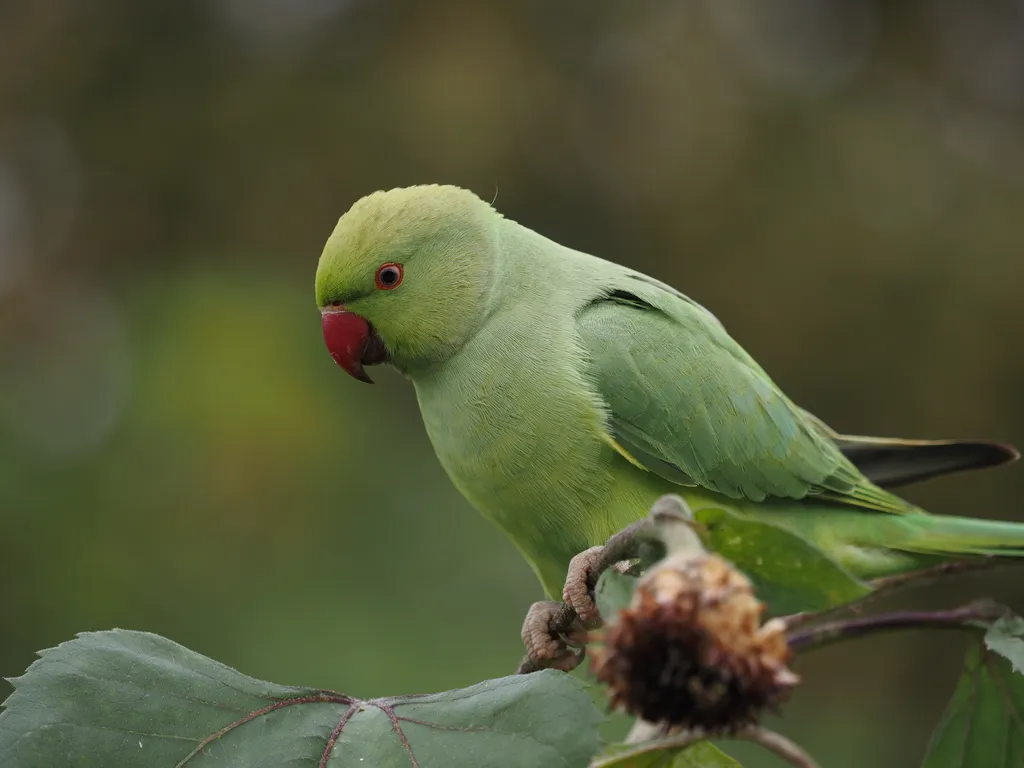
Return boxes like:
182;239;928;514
320;306;387;384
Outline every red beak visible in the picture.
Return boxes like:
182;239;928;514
321;307;387;384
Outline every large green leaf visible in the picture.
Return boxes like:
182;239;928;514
694;507;871;615
593;507;870;622
922;616;1024;767
591;739;741;767
0;629;602;767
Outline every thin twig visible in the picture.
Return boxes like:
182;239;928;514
734;726;821;768
788;599;1006;654
782;559;1000;631
871;558;998;593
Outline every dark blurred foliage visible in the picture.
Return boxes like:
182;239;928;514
1;1;1023;765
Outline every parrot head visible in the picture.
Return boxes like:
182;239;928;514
314;185;498;382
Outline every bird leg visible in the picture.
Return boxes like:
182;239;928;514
563;545;632;627
560;512;664;630
518;544;640;673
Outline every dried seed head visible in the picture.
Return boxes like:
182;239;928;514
591;553;798;731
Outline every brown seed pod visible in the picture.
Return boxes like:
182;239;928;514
591;553;799;731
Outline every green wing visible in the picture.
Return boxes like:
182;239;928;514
576;281;915;514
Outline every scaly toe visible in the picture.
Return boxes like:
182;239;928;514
520;600;584;672
563;546;607;627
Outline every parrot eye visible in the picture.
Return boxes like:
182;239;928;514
375;263;404;290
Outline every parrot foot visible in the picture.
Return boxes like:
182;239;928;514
563;545;634;629
518;542;639;673
520;600;588;672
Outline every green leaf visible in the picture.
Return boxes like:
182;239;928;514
593;507;869;619
0;629;603;767
984;614;1024;674
595;569;639;626
694;507;871;615
922;618;1024;767
591;738;741;767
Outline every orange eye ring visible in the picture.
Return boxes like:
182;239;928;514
375;262;403;290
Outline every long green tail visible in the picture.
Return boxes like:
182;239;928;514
765;507;1024;580
892;512;1024;558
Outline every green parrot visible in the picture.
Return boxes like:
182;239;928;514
314;184;1020;640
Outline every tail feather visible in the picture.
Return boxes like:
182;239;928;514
835;435;1019;489
893;513;1024;558
796;407;1019;488
745;502;1024;582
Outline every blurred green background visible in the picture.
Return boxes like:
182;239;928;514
2;1;1023;766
